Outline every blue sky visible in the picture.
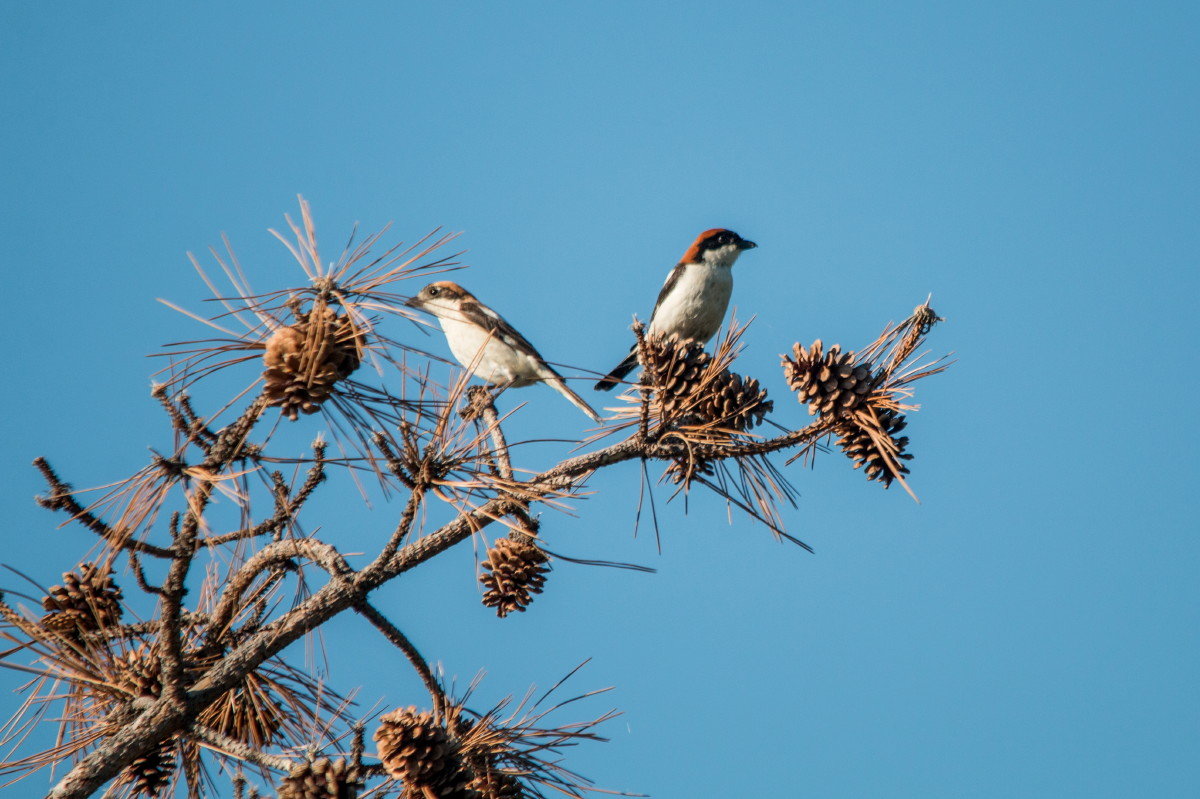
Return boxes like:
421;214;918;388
2;2;1197;797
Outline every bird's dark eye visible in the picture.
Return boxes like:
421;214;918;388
428;286;440;296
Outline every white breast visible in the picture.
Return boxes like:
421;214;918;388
648;262;733;344
438;314;541;386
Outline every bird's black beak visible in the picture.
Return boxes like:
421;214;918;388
403;296;422;309
738;238;757;250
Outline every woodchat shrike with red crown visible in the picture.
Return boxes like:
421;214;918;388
594;228;756;390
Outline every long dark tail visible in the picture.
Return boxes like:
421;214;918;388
594;347;638;391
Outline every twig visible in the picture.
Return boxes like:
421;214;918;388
160;508;201;704
203;396;270;468
207;539;354;643
632;321;652;440
190;722;294;772
129;551;165;596
472;387;513;481
352;600;448;721
470;388;548;535
152;384;194;440
202;446;326;547
177;393;219;447
79;612;209;641
33;457;174;559
367;490;423;573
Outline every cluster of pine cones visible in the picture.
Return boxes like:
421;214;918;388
783;339;912;487
638;332;772;432
52;627;287;797
631;332;773;485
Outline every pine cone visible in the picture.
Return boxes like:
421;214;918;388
116;738;176;797
835;409;912;487
374;707;476;798
663;456;715;486
113;647;163;700
479;537;550;618
693;371;773;431
639;333;712;419
783;340;876;417
263;305;364;420
40;562;123;634
42;608;89;633
470;767;524;799
278;757;362;799
459;385;493;422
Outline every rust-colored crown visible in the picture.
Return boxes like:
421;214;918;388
678;228;735;264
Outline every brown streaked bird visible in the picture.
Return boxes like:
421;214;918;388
406;281;602;422
594;228;756;390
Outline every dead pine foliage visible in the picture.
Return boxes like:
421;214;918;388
1;200;949;799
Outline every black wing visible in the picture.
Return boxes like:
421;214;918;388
648;263;686;325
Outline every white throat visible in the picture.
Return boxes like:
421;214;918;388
700;243;744;270
420;296;466;320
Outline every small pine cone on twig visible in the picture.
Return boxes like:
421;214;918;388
373;708;476;797
480;536;550;618
277;757;362;799
40;561;123;634
459;385;493;422
116;738;176;797
263;305;364;420
835;409;912;487
664;455;715;487
693;371;773;431
112;646;163;701
470;766;523;799
783;340;876;417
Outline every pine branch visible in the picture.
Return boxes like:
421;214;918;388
13;203;948;799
